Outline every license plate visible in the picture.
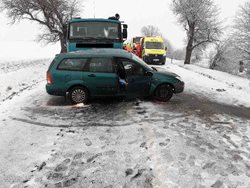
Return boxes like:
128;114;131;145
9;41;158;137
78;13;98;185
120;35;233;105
153;59;159;61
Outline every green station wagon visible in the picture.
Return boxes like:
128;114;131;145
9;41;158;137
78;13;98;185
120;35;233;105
46;49;184;104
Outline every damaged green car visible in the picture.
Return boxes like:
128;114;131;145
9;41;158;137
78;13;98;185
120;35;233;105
46;49;184;104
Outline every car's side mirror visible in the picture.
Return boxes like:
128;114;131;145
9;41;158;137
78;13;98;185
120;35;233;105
145;71;153;77
165;47;168;51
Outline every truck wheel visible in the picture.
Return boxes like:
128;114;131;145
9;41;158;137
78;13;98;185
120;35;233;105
153;84;173;102
69;86;89;104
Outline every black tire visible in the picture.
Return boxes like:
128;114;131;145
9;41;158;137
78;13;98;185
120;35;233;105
68;86;89;104
153;84;173;102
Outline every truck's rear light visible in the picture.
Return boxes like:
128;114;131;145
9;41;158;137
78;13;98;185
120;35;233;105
47;71;52;84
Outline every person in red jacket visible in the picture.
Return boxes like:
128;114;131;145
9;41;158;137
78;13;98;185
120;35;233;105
136;43;142;58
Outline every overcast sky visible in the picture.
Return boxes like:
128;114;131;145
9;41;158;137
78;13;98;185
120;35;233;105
0;0;247;60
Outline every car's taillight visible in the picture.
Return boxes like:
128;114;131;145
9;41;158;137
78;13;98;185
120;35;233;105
47;71;52;84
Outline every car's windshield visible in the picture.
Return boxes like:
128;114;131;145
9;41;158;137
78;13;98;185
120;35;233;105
145;42;164;49
69;21;120;40
132;54;155;71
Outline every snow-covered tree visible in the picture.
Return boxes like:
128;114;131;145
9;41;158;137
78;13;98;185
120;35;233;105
1;0;82;53
208;38;250;77
171;0;222;64
163;38;174;58
141;25;161;37
233;1;250;60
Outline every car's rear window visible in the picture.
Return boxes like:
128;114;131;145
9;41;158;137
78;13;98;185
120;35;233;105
57;58;88;71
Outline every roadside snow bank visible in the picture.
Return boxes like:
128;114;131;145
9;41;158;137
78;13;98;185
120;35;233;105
162;58;250;108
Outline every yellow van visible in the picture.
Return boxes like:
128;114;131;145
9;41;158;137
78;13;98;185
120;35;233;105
141;37;166;65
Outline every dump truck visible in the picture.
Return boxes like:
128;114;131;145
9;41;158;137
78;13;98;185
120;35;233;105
67;16;128;52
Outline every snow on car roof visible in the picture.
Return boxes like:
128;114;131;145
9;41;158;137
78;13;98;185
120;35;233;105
61;48;133;58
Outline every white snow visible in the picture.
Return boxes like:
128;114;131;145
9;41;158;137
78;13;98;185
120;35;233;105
0;59;51;103
157;58;250;108
0;57;249;187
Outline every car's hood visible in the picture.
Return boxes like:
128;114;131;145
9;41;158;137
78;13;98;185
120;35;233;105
153;67;179;77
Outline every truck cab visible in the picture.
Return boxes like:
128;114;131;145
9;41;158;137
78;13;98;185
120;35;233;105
67;17;127;52
141;37;167;65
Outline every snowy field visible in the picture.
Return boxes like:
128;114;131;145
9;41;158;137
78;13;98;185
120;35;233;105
0;57;250;188
0;59;51;103
164;59;250;108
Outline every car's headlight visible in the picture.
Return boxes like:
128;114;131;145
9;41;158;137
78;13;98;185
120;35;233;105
145;53;149;56
163;51;166;56
175;76;183;82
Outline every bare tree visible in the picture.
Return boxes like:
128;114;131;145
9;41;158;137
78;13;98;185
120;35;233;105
172;0;222;64
141;25;161;37
233;1;250;60
1;0;81;53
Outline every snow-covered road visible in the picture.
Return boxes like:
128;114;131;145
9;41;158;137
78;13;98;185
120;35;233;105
0;58;250;188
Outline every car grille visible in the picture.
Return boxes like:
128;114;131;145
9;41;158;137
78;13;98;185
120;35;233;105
148;54;163;58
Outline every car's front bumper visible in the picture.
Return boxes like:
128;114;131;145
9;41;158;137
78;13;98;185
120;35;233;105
143;54;166;64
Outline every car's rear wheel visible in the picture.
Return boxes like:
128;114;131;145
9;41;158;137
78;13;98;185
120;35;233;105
69;86;89;104
153;84;173;102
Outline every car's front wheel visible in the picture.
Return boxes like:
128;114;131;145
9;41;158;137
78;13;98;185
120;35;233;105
153;84;173;102
69;86;89;104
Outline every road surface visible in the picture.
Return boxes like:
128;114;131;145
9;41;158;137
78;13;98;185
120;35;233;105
0;81;250;188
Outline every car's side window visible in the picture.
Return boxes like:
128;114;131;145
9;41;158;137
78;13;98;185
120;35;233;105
118;59;145;76
58;58;87;71
88;58;114;73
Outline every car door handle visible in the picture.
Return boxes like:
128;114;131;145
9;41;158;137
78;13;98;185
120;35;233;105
88;74;96;77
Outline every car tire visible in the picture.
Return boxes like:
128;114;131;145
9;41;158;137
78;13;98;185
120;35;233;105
69;86;89;104
153;84;173;102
